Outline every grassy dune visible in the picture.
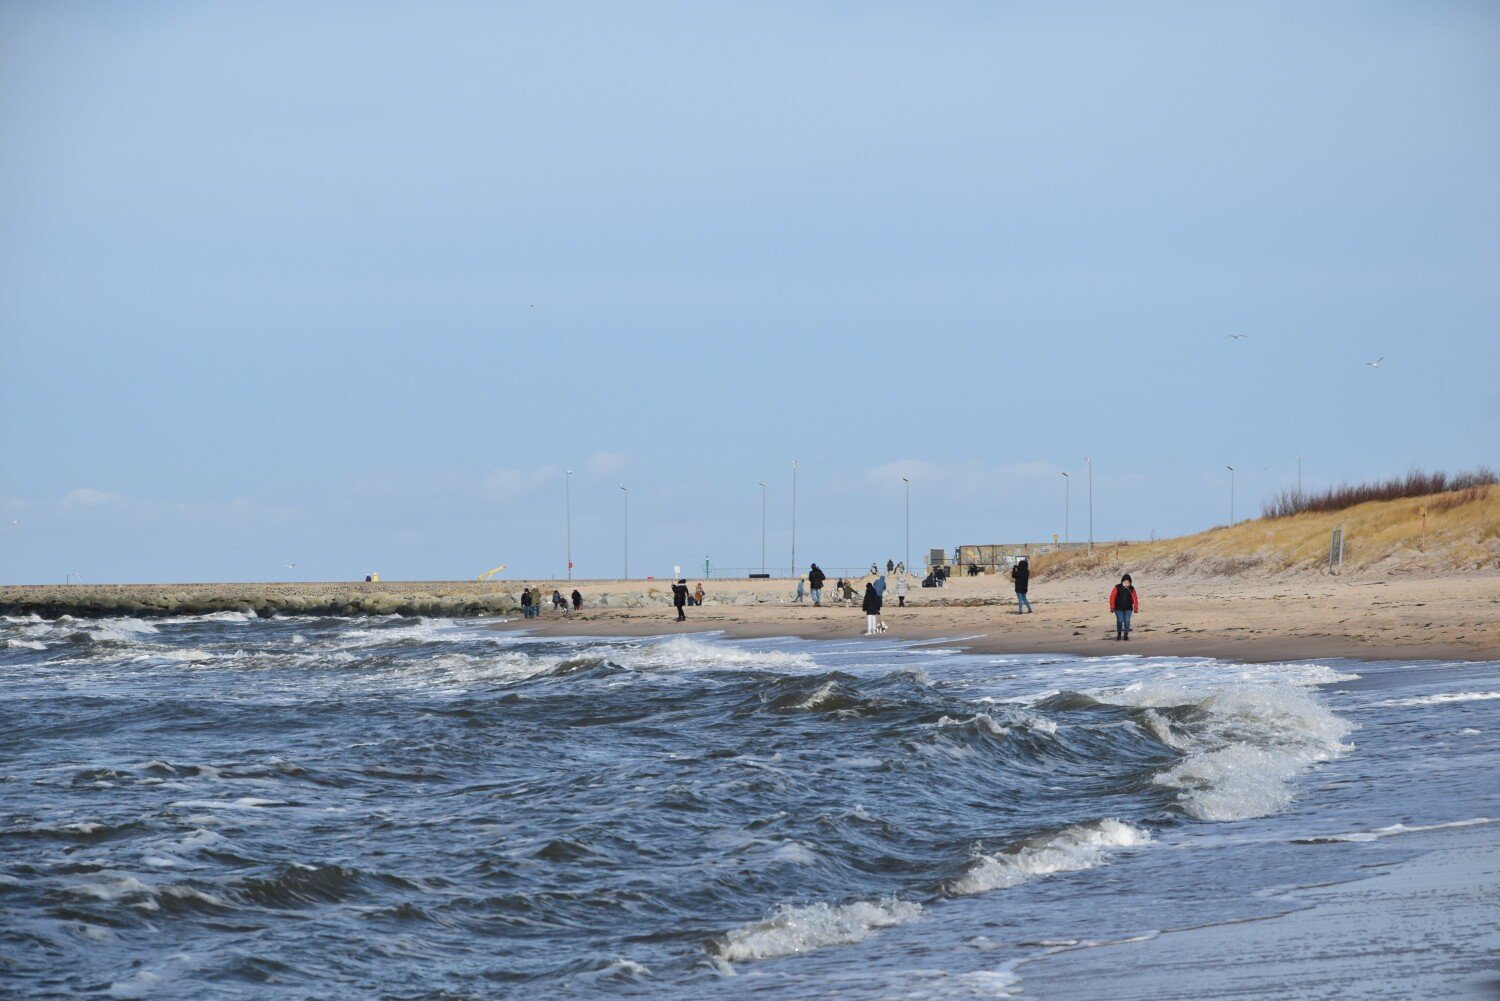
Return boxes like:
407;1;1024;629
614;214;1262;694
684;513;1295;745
1033;485;1499;581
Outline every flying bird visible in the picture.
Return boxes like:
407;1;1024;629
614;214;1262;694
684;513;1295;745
1223;334;1249;340
1366;357;1384;368
284;562;299;569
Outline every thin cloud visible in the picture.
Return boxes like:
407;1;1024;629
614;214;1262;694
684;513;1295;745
62;488;129;507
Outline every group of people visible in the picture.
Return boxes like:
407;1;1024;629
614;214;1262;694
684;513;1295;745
670;580;706;621
512;559;1141;643
519;587;583;619
1010;558;1140;640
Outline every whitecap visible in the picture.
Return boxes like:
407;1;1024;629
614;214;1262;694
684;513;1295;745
715;896;921;962
1101;681;1353;822
1380;691;1500;707
951;819;1150;895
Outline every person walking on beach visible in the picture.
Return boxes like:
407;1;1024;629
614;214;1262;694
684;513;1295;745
520;588;535;619
1109;574;1139;640
571;589;583;611
895;572;909;607
552;589;566;612
672;579;690;622
887;559;895;573
795;578;806;604
808;564;826;606
693;582;705;607
862;581;884;635
1012;558;1032;614
842;579;856;606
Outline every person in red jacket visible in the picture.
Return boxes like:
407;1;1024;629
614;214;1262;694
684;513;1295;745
1108;574;1139;641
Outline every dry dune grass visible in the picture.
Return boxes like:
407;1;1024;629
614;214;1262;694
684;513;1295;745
1033;485;1499;581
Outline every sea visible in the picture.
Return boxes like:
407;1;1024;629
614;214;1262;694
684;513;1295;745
1;612;1495;998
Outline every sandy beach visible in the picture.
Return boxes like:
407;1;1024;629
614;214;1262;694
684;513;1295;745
8;569;1494;663
496;571;1500;664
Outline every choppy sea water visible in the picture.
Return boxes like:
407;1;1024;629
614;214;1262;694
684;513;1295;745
1;613;1495;999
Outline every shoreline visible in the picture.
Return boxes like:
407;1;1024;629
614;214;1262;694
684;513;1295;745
3;573;1496;664
489;610;1493;665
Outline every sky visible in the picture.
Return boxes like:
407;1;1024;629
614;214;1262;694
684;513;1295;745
2;1;1497;584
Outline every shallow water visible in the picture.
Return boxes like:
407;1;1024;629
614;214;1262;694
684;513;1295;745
1;613;1495;998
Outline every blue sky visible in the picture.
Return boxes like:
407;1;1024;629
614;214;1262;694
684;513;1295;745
2;1;1496;583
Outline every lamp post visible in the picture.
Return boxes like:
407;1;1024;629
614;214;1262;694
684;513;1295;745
902;476;910;572
565;469;573;580
1085;457;1093;555
1061;471;1070;545
758;481;766;575
619;484;629;579
1296;454;1302;497
791;460;798;580
1226;466;1235;525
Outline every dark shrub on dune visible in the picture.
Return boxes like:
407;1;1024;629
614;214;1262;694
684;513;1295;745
1262;467;1497;519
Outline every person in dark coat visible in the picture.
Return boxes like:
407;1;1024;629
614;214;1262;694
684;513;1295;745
1108;574;1139;640
672;579;689;622
520;588;535;619
861;581;883;636
1011;558;1032;614
571;589;583;611
808;564;826;606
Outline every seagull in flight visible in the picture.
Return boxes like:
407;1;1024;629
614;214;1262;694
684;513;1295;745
1366;356;1384;368
284;562;299;569
1223;334;1249;340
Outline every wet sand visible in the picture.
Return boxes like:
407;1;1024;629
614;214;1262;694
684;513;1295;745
1018;821;1500;999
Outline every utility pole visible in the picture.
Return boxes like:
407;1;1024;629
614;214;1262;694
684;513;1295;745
1227;466;1235;525
619;484;629;579
1085;457;1093;555
902;476;910;572
758;481;766;575
790;460;798;579
565;469;573;580
1296;454;1303;497
1061;471;1070;545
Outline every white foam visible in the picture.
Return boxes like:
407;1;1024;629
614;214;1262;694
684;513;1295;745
5;638;47;650
158;610;256;625
1107;681;1353;822
136;648;213;664
1310;816;1496;843
616;636;818;673
85;618;159;643
770;841;817;865
66;874;154;902
951;819;1150;895
716;897;921;962
937;713;1009;736
1381;691;1500;707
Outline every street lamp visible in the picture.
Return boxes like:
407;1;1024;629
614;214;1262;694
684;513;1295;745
758;481;766;575
791;460;798;580
619;484;629;579
1084;457;1093;555
902;476;910;572
565;469;573;580
1295;454;1302;497
1061;471;1070;545
1226;466;1235;525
